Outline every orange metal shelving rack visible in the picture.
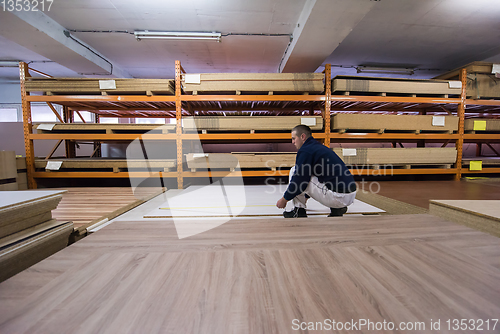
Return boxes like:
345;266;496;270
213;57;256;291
20;61;500;189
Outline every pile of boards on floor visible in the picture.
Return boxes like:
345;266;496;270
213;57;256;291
0;190;73;282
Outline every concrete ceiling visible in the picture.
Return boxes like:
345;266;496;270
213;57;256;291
0;0;499;81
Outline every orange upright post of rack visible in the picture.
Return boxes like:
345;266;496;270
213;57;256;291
175;60;184;189
19;62;37;189
324;64;331;147
455;68;467;181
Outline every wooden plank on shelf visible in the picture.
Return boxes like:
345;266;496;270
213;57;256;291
185;153;296;170
331;114;459;132
433;61;495;80
25;78;175;95
332;75;461;96
462;157;500;166
182;116;323;131
34;123;176;134
0;214;499;332
34;158;176;170
333;147;457;165
183;73;324;94
464;118;500;132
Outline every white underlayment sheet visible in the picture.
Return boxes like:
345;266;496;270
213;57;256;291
144;185;384;218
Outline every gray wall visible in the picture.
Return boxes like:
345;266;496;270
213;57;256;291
0;83;22;104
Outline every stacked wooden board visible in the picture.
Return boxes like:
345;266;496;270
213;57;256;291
185;152;296;171
25;78;174;95
0;190;72;282
464;118;500;132
332;75;462;96
34;158;176;172
182;73;324;94
333;148;457;167
433;62;500;99
0;151;18;191
34;123;176;134
182;116;323;132
331;113;459;133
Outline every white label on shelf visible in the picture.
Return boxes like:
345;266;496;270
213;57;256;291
448;81;462;89
342;148;357;156
185;74;201;84
301;117;316;126
37;123;55;131
192;153;208;158
492;64;500;74
46;161;63;170
99;80;116;90
432;116;446;127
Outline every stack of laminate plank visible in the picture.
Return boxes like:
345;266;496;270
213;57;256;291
185;152;296;171
331;114;459;133
0;190;72;282
182;73;324;94
34;123;176;134
25;78;174;95
464;118;500;132
34;158;176;172
0;151;17;191
182;116;323;132
333;148;457;167
433;62;500;99
332;75;462;97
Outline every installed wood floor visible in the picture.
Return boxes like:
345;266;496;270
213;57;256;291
0;214;499;333
49;187;164;231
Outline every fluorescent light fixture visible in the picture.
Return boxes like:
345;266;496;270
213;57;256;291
0;60;20;67
356;66;414;75
134;31;221;42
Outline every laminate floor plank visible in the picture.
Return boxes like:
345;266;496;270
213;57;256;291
0;214;499;333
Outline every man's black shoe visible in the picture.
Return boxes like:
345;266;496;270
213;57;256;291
283;207;307;218
328;207;348;217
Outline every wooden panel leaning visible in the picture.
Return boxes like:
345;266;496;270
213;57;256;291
182;116;323;132
331;114;459;133
0;151;18;191
182;73;324;94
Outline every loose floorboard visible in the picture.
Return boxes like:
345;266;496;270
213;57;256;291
0;213;499;333
145;185;383;218
49;187;165;231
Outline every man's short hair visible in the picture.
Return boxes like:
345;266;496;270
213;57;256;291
292;124;312;138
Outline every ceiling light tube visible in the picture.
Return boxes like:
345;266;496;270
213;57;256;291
0;60;20;67
356;66;414;75
134;31;222;42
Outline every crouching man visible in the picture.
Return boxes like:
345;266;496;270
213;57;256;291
276;125;356;218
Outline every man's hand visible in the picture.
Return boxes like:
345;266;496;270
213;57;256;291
276;197;288;209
